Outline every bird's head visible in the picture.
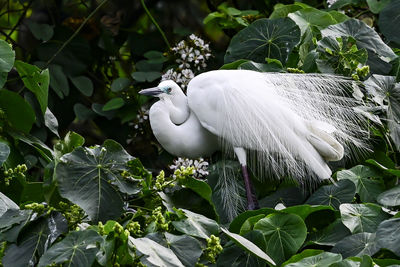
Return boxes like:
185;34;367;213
139;80;182;98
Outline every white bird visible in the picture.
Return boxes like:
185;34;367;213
139;70;367;214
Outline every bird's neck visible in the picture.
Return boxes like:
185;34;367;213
163;94;190;125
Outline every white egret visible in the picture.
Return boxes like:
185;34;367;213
139;70;367;211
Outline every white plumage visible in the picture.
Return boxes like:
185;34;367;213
140;70;367;213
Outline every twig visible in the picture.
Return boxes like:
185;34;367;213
44;0;109;68
3;0;33;43
140;0;171;49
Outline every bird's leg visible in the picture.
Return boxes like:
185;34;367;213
234;147;260;210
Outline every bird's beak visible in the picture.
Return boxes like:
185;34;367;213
139;87;163;96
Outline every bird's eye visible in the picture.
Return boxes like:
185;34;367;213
167;88;172;93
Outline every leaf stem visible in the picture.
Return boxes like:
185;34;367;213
44;0;109;68
140;0;171;49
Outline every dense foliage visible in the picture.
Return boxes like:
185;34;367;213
0;0;400;266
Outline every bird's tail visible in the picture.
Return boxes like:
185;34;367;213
217;73;369;184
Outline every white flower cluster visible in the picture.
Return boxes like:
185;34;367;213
161;34;211;89
169;157;209;179
128;107;149;137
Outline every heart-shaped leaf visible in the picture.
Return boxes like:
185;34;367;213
172;209;219;239
224;18;300;64
0;39;15;73
38;229;102;267
253;213;307;265
306;179;356;209
331;232;379;258
378;0;400;44
337;165;384;203
377;185;400;207
339;203;390;233
376;218;400;256
56;140;141;222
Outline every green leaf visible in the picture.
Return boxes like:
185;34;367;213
269;3;309;19
48;64;69;98
164;233;203;267
111;77;131;92
282;249;324;266
131;71;161;82
0;72;7;88
179;177;217;218
56;140;139;222
282;204;335;220
0;39;15;73
70;76;94;96
306;219;351;246
239;214;266;235
306;180;356;209
38;229;102;267
26;21;54;42
14;60;49;114
331;233;379;258
339;203;390;234
337;165;384;203
283;252;342;267
44;108;59;137
0;209;32;242
364;75;400;150
221;228;276;265
367;0;391;13
321;19;397;73
172;209;219;239
0;90;36;133
219;59;249;70
376;218;400;256
377;185;400;207
253;213;307;265
288;8;338;36
229;207;276;233
144;50;168;64
128;236;184;267
3;213;68;267
74;103;96;120
102;97;125;111
378;0;400;44
224;18;300;64
0;191;19;217
0;142;10;166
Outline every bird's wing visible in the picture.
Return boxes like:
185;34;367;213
187;70;368;181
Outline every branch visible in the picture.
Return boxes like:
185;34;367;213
44;0;109;68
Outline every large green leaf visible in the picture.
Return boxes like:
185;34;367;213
38;229;102;267
0;210;32;242
26;21;54;42
171;209;219;239
253;213;307;265
288;8;339;35
364;75;400;150
331;233;379;258
0;142;10;166
339;203;390;234
376;218;400;256
14;60;49;114
129;236;184;267
306;179;356;209
377;185;400;207
378;0;400;44
3;213;68;267
224;18;300;64
48;64;69;98
337;165;384;203
282;204;334;220
307;219;351;246
367;0;391;13
221;228;276;265
229;207;276;233
70;76;94;96
0;90;36;133
164;233;203;267
217;230;268;267
321;19;397;74
283;252;342;267
269;3;309;19
0;39;15;73
56;140;141;222
0;192;19;217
